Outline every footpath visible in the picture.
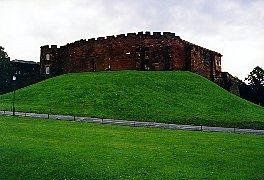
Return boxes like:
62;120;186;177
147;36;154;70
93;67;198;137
0;110;264;135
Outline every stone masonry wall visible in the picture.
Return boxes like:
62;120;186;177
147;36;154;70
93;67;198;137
40;32;222;81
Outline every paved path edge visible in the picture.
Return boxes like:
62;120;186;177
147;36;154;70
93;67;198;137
1;110;264;135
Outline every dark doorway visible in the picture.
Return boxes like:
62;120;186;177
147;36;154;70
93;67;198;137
89;57;96;72
136;47;150;70
164;46;172;70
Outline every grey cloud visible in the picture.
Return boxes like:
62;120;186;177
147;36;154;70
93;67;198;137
0;0;263;78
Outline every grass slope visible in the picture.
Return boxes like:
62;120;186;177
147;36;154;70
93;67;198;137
0;115;264;179
0;71;264;128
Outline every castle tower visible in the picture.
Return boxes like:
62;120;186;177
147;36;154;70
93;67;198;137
40;45;61;76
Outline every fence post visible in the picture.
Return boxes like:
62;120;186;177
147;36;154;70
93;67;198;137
134;121;136;127
234;128;236;133
73;115;76;121
48;109;52;119
201;125;203;131
13;106;15;116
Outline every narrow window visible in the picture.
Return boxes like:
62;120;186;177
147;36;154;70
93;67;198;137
145;47;150;59
45;66;50;74
135;48;140;59
215;57;221;66
46;54;50;60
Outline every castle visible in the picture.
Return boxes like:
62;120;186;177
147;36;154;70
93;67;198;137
40;31;223;82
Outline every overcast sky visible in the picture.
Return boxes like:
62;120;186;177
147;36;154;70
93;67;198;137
0;0;263;79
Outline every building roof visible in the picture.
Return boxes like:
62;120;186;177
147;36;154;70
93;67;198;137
11;59;39;65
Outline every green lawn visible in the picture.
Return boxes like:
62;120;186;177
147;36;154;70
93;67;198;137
0;115;263;179
0;71;264;129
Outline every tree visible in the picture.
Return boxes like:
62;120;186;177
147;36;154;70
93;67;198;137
0;46;11;94
245;66;264;106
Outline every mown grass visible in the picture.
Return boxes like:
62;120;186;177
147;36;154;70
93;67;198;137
0;115;264;179
0;71;264;129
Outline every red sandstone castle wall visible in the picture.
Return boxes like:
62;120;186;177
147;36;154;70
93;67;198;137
40;32;222;81
184;41;222;80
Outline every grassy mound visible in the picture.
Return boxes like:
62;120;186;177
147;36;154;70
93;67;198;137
0;115;263;179
0;71;263;128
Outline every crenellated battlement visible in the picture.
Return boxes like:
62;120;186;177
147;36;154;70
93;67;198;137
41;32;221;57
56;31;183;48
41;32;187;51
41;45;59;50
